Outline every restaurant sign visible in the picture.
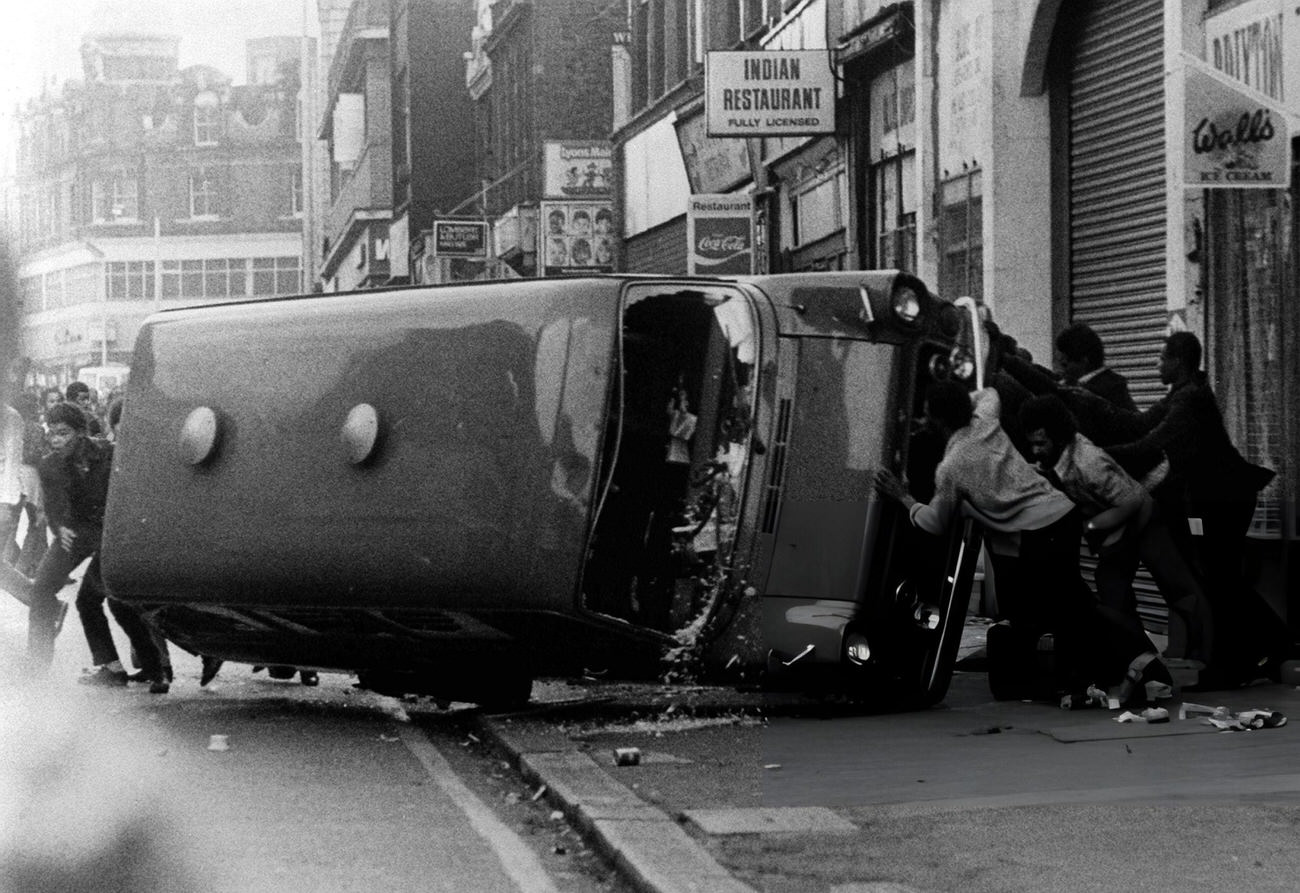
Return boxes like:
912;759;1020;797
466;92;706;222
1183;54;1290;189
705;50;836;137
686;194;754;276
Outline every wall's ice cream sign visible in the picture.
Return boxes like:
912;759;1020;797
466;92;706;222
1183;54;1290;189
706;51;835;137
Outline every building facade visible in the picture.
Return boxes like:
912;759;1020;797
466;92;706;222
448;0;623;280
317;0;393;292
616;0;1298;636
389;0;478;283
12;30;304;387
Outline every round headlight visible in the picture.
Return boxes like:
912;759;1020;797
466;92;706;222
845;632;872;665
891;285;923;325
950;347;975;381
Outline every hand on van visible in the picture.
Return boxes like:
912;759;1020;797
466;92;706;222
874;469;911;504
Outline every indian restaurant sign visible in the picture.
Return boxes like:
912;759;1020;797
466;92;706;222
705;50;836;137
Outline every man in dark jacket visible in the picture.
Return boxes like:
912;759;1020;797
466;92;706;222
64;381;104;437
1055;322;1136;411
27;403;164;688
1103;332;1281;685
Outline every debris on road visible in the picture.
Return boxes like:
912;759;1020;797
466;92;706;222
1205;709;1288;731
207;734;230;751
614;747;641;766
1113;707;1169;723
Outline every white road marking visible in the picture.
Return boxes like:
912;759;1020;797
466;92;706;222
400;725;562;893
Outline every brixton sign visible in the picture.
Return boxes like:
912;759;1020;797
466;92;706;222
1183;55;1291;189
705;50;836;137
432;220;488;257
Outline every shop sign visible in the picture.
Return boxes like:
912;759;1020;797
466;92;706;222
674;107;754;194
1204;0;1294;108
432;220;489;258
705;50;836;137
539;200;614;276
542;141;613;199
686;194;754;276
492;205;539;260
837;10;911;67
1183;56;1291;189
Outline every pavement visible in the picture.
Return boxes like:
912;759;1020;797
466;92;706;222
471;620;1300;893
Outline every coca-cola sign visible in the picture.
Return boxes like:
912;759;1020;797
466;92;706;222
687;195;754;275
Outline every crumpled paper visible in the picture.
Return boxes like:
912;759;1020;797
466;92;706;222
1114;707;1170;724
1203;709;1288;732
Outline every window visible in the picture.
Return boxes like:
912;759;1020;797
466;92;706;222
252;257;302;296
189;167;218;218
790;165;844;248
938;168;982;301
633;0;699;111
161;258;254;301
874;150;916;270
105;261;156;301
92;175;139;222
290;168;303;217
20;277;43;314
194;100;221;145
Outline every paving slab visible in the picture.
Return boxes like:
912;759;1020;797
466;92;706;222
481;718;757;893
683;806;857;835
593;817;756;893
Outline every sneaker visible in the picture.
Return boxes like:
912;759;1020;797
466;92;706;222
199;656;224;687
78;666;128;687
148;676;170;694
131;665;173;683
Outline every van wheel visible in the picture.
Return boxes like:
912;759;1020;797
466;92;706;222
474;674;534;712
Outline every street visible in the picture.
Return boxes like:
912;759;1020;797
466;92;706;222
5;584;1300;893
0;588;631;893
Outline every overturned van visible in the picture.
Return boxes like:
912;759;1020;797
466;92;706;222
101;272;981;707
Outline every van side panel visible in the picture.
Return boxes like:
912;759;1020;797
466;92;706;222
764;338;898;602
102;282;618;614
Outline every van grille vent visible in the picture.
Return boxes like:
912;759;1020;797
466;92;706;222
760;398;793;534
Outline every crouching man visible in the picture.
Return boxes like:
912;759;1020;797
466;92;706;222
1019;394;1213;670
875;382;1168;703
28;403;163;689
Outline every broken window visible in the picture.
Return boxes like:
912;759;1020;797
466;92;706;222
583;286;757;634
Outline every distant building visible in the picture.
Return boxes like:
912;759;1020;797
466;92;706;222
11;28;303;386
388;0;477;284
316;0;392;292
452;0;622;280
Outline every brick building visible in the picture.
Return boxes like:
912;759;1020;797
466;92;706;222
317;0;393;291
453;0;623;279
12;28;303;386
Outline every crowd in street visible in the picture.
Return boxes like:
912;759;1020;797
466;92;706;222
2;309;1284;707
0;364;316;691
875;313;1282;706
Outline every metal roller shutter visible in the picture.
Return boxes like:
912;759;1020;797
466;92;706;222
1068;0;1167;408
1068;0;1170;636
